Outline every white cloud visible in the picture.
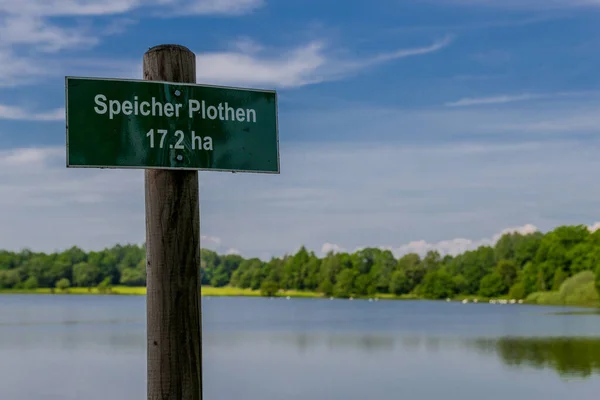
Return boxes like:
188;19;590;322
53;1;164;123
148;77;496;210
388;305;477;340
194;36;453;88
0;49;47;87
431;0;600;9
0;0;263;17
3;137;600;258
321;221;600;259
0;104;64;121
588;222;600;233
444;91;600;108
0;0;141;16
0;147;63;168
0;0;266;87
201;235;222;247
445;94;541;107
384;224;540;257
321;243;347;255
0;15;97;52
182;0;265;15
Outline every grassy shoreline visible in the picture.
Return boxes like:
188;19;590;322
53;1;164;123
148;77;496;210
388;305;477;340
0;286;542;303
1;285;598;308
0;285;458;300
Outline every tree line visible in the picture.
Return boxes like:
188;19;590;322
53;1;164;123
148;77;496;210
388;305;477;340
1;224;600;301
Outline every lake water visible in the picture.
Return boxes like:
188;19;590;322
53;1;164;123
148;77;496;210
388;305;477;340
1;295;600;400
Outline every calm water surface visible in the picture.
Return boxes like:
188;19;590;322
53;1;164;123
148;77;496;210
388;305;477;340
1;295;600;399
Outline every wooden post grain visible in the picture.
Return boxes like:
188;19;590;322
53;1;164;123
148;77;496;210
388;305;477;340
143;44;202;400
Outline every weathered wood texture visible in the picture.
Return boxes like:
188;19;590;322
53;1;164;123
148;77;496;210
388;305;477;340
143;44;202;400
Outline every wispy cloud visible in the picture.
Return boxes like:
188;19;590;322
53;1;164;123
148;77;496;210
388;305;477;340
430;0;600;9
445;90;600;107
194;36;453;88
0;0;140;16
446;94;542;107
0;105;64;121
384;13;565;36
0;0;264;17
0;49;47;87
173;0;265;16
3;135;598;257
0;15;97;52
0;0;266;87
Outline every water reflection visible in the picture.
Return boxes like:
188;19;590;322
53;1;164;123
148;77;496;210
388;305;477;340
2;318;599;380
206;333;600;379
468;337;600;379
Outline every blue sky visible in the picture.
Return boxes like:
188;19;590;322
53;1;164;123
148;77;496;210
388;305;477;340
2;0;600;259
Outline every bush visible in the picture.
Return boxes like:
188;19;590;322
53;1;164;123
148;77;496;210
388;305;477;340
560;271;598;306
23;276;39;290
319;280;333;296
526;291;564;305
97;277;113;294
0;269;21;289
526;271;599;306
260;281;279;297
508;282;526;300
479;272;508;298
55;278;71;292
596;265;600;295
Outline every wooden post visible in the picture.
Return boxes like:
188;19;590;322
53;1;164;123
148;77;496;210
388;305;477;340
143;44;202;400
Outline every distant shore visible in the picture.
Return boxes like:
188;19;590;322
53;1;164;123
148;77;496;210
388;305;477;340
0;286;512;303
0;285;404;299
1;285;598;308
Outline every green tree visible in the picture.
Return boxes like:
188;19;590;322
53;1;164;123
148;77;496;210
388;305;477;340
73;262;100;288
319;279;334;296
508;282;526;300
389;270;410;295
595;265;600;296
420;268;455;299
521;262;542;295
333;269;356;298
23;276;39;290
496;260;518;288
553;268;568;291
479;272;508;298
97;277;113;294
55;278;71;292
452;274;468;294
0;223;597;303
260;281;279;297
0;269;21;289
120;266;146;286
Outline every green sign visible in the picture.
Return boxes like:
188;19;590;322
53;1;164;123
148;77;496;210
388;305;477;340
65;76;279;173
